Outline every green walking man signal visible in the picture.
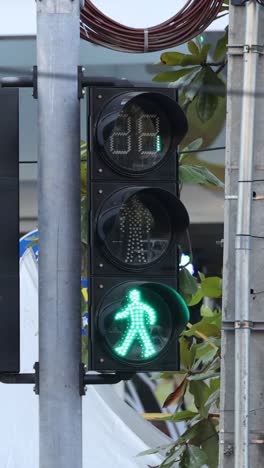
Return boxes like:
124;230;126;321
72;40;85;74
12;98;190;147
114;289;158;359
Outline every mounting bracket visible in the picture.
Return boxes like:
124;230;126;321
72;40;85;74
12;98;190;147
0;362;39;394
0;362;134;396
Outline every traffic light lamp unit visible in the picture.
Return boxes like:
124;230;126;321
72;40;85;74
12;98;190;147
88;85;190;372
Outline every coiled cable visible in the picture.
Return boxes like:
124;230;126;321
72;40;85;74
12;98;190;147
80;0;224;53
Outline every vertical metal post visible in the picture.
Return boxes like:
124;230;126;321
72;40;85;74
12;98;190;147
220;2;264;468
234;3;259;467
37;1;82;468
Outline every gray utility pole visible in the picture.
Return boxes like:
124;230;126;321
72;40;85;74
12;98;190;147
220;2;264;467
37;1;82;467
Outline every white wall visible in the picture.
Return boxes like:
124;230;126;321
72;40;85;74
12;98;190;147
1;0;227;36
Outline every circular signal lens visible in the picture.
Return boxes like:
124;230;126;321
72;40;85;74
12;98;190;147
97;283;173;363
97;190;172;268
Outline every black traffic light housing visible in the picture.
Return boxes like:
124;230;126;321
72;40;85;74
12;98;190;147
0;89;19;373
87;85;190;372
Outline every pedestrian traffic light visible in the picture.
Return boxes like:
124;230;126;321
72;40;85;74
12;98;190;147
87;85;190;372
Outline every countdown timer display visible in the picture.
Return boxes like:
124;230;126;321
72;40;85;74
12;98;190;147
96;93;172;174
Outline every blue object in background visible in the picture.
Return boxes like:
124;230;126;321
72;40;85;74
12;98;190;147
19;229;39;261
20;229;89;334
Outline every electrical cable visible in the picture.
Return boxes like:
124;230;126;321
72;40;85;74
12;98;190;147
20;146;226;164
80;0;224;53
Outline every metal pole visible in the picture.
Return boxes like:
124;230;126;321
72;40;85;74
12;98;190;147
234;3;259;467
220;2;264;467
37;1;82;468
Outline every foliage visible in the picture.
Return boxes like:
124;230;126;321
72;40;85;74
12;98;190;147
179;269;222;307
153;30;228;123
141;20;228;464
179;138;224;190
80;140;89;363
139;301;221;468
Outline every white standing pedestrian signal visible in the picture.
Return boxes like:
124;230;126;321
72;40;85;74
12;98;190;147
119;196;153;264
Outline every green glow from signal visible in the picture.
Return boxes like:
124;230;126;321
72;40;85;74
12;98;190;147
114;289;157;359
199;35;205;44
156;135;162;153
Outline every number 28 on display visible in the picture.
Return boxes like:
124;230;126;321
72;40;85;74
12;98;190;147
109;113;162;156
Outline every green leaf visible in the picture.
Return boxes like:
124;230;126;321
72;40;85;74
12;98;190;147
198;271;205;281
206;67;226;95
188;370;219;382
180;446;208;468
194;338;219;356
191;420;219;468
194;346;219;367
161;446;185;466
179;268;198;303
151;371;183;379
188;41;201;57
213;30;228;61
170;410;199;423
179;164;224;188
200;44;211;62
180;337;196;370
178;421;204;444
160;52;201;66
184;321;221;339
201;277;222;298
193;66;225;122
154;379;175;405
196;92;218;122
183;68;207;102
153;67;199;83
200;305;214;317
205;388;220;409
179;138;203;164
209;313;222;329
188;287;203;307
137;447;161;456
160;460;177;468
137;443;174;457
189;381;211;418
210;376;220;393
181;137;203;154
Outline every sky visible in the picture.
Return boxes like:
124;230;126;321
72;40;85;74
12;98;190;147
1;0;228;36
93;0;228;29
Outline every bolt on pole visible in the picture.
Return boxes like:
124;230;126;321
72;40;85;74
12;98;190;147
37;1;82;467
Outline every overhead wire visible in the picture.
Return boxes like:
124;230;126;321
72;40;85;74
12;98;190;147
5;63;264;99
